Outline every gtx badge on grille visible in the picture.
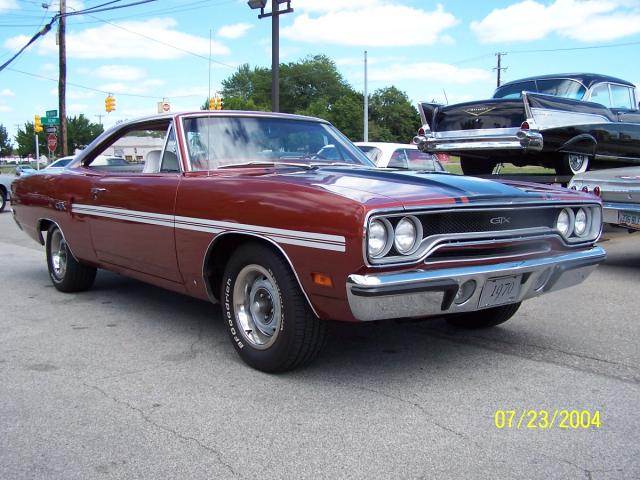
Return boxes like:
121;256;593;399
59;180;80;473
463;106;496;117
490;216;511;225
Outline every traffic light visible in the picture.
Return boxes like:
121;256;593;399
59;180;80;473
34;115;43;133
216;96;223;110
209;97;215;110
105;95;116;112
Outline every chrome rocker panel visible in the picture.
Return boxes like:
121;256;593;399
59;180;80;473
415;128;544;153
346;246;605;321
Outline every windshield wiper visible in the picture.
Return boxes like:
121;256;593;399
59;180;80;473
216;161;317;170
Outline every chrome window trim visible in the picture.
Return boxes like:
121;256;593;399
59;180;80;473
585;81;636;109
361;202;602;268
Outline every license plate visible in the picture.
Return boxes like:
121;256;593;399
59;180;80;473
479;275;521;308
618;210;640;230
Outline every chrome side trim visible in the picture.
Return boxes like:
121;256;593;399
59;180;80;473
347;246;606;321
200;231;320;317
529;107;610;129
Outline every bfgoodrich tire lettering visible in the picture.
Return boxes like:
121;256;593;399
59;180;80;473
445;302;521;329
46;225;97;293
221;243;327;372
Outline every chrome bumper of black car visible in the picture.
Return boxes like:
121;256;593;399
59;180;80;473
414;128;544;153
346;246;605;321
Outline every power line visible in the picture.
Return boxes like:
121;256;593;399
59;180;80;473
505;39;640;54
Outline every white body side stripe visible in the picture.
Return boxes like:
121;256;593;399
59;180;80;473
72;204;346;252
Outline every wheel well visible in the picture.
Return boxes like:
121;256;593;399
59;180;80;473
36;219;54;245
202;233;313;311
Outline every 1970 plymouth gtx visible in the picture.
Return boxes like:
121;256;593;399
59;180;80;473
414;73;640;176
11;111;606;371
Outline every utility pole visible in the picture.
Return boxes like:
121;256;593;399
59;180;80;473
58;0;68;155
363;50;368;142
494;52;507;87
248;0;293;113
95;114;103;125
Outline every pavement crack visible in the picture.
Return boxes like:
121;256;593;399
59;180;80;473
83;382;241;478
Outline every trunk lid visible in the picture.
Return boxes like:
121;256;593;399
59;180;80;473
422;99;525;132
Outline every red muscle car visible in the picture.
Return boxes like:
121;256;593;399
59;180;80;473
11;111;606;372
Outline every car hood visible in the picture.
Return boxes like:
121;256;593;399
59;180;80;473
283;166;587;208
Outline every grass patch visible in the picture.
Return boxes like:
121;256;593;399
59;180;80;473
443;158;553;175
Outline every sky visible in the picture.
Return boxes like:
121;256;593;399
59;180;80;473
1;0;640;143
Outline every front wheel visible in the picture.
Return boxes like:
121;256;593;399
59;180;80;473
46;225;97;292
556;153;590;175
445;302;521;329
0;189;6;213
460;156;497;175
221;243;327;372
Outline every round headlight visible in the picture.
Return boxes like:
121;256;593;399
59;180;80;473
368;219;391;258
556;208;573;237
574;208;589;237
394;217;421;254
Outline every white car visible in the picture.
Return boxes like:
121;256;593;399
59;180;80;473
355;142;446;171
43;156;75;173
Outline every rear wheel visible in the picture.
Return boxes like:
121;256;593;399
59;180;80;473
445;302;521;329
46;225;96;292
556;153;590;175
460;156;497;175
221;243;327;372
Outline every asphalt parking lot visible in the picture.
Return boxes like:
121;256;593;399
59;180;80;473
0;209;638;479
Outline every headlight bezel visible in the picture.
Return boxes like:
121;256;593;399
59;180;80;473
573;207;590;237
555;208;574;238
367;217;394;259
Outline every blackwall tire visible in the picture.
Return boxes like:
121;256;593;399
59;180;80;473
445;302;521;329
460;156;497;175
0;190;6;213
46;225;96;293
221;243;327;372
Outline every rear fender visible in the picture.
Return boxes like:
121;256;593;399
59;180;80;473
523;91;616;130
558;133;597;156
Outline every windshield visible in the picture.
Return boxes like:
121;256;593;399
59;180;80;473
182;115;374;171
493;78;587;100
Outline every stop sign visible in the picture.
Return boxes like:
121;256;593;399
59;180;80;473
162;102;170;112
47;133;57;151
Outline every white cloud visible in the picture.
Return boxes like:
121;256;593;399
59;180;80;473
4;18;230;59
68;103;89;114
78;65;147;81
336;55;407;67
368;62;492;84
0;104;12;112
472;0;640;43
283;4;458;47
0;88;15;97
218;23;252;39
0;0;18;12
40;63;56;73
98;79;164;95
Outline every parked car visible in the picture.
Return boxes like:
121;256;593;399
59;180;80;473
569;166;640;231
11;111;606;372
0;173;14;212
15;165;36;177
43;156;75;173
414;73;640;176
355;142;445;172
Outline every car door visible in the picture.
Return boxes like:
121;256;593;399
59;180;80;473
80;120;183;283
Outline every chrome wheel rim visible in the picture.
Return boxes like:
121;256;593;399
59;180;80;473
50;229;68;280
232;264;282;349
568;154;588;174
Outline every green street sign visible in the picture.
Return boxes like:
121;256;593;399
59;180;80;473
41;117;59;126
46;109;58;118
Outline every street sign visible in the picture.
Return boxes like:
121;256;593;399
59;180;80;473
41;117;59;126
47;133;57;152
45;126;57;134
46;110;58;118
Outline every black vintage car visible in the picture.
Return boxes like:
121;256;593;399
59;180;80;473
414;73;640;176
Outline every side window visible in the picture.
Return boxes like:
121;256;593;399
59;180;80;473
160;127;180;172
388;149;408;168
87;122;171;173
589;84;612;108
610;85;633;109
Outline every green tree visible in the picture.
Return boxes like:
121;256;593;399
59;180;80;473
368;86;421;143
14;122;45;158
0;124;13;156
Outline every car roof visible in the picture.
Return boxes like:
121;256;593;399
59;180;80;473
498;73;635;90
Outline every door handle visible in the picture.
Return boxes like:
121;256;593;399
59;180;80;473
90;187;107;199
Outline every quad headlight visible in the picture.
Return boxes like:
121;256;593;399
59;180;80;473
555;208;573;237
367;218;393;258
555;206;598;241
394;216;422;255
574;208;589;237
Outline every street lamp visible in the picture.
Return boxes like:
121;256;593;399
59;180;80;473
247;0;293;112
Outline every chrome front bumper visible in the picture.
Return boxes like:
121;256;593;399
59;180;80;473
415;128;543;153
603;201;640;230
346;247;606;321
